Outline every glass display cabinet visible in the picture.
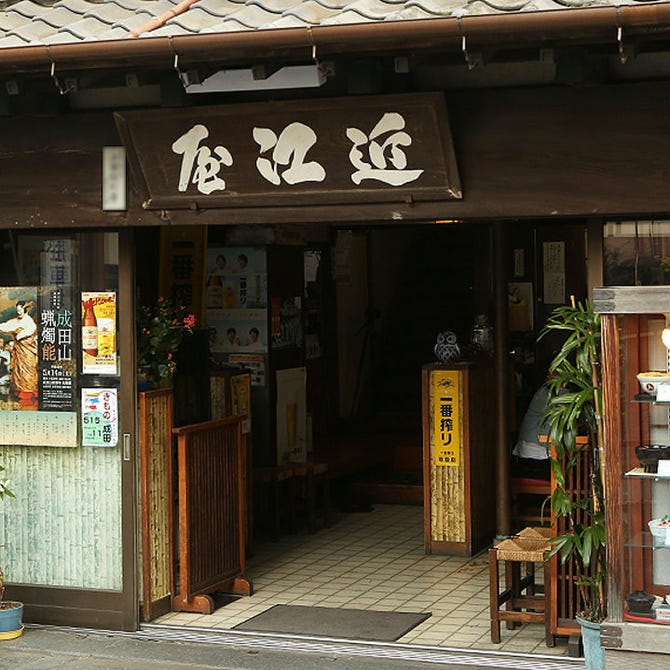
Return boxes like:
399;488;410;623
594;286;670;666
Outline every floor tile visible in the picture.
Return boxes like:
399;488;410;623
153;504;568;657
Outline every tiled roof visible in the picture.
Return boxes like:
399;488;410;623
0;0;667;49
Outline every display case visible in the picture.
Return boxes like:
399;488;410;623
594;287;670;664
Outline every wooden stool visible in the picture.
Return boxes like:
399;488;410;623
253;465;295;541
291;460;332;533
489;528;554;647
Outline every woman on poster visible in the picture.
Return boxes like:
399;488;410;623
0;300;38;406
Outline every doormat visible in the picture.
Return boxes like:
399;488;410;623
232;604;431;641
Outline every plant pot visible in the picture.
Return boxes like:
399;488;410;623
0;601;23;639
576;615;605;670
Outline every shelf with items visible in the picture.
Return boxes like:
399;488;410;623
594;286;670;654
626;468;670;480
634;393;670;404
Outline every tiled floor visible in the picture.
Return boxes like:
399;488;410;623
153;504;570;657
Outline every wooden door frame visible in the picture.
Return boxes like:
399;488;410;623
119;227;139;630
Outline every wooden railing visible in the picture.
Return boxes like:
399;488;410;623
171;417;253;614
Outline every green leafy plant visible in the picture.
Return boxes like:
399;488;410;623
137;297;196;381
540;297;606;623
0;464;14;603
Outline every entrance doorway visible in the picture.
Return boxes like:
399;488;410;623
135;218;590;656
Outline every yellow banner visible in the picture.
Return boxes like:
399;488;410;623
433;369;461;466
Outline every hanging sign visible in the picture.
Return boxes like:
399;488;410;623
432;369;461;467
81;388;118;447
115;93;461;210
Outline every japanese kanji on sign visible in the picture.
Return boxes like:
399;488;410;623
432;369;461;467
115;92;461;211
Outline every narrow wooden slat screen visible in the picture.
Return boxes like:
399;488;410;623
172;417;252;613
550;436;590;636
139;388;174;622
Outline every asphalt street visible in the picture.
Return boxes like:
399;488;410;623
0;626;586;670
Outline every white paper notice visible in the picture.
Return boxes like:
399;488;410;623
543;241;565;305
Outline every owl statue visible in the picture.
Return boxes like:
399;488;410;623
434;330;460;363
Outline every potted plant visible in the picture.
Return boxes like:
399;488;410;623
0;464;22;640
137;297;196;388
540;297;606;670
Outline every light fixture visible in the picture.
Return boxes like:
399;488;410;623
662;314;670;349
183;64;327;94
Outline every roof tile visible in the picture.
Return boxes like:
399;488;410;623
26;7;80;29
53;0;104;15
194;0;248;19
142;22;193;34
0;34;29;47
83;3;144;23
6;0;50;19
262;14;310;27
111;0;175;11
280;0;342;24
111;10;157;31
0;0;668;51
9;19;61;41
167;6;227;30
44;29;88;43
0;12;31;32
222;5;280;28
248;0;305;12
86;25;131;40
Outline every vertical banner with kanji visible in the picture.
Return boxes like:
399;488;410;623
432;369;461;466
159;226;207;326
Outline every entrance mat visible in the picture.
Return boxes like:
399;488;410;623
232;604;431;641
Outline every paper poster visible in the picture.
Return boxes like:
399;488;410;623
81;292;117;375
81;388;118;447
0;410;77;447
228;353;266;387
0;287;40;411
276;367;307;464
543;241;566;305
204;246;267;310
206;308;268;354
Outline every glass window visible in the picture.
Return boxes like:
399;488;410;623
0;232;122;590
604;220;670;286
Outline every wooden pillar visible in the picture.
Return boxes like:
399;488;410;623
494;221;511;538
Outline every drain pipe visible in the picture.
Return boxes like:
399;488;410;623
0;4;670;74
493;221;511;539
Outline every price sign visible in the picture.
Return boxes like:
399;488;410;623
656;382;670;402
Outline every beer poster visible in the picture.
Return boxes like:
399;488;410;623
275;366;307;464
81;292;117;375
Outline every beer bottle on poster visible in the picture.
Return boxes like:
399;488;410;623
82;299;98;357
